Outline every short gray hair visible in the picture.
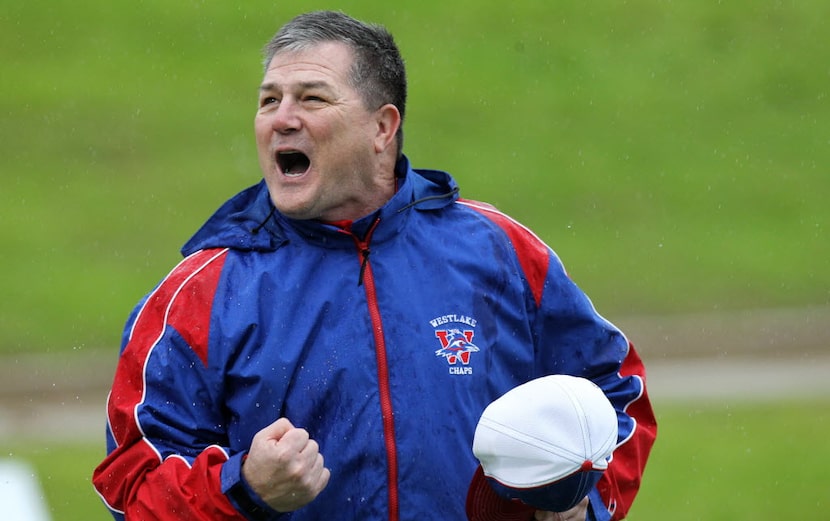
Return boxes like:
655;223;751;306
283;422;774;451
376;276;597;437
263;11;407;155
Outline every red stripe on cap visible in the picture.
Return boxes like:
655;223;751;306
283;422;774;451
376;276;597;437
466;466;536;521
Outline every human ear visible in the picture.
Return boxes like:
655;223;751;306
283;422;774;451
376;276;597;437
373;104;401;154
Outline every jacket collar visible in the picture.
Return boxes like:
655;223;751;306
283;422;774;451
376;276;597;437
181;155;459;255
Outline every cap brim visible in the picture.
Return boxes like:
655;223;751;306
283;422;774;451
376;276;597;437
466;466;536;521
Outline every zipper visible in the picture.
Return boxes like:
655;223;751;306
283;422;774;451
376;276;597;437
350;219;399;521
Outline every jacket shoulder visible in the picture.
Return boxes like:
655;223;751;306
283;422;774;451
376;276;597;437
129;248;229;366
455;199;551;306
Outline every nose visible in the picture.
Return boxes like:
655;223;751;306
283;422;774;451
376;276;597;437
271;98;302;134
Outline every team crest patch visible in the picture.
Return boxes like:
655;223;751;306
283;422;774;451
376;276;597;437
430;314;479;375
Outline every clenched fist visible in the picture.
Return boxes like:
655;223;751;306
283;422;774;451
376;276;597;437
242;418;331;512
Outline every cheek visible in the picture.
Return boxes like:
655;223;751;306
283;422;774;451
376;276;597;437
254;116;271;145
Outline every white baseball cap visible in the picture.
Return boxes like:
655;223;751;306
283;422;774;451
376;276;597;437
466;375;618;520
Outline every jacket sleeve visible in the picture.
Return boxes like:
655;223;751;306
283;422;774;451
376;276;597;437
467;202;657;521
532;249;657;521
92;248;279;521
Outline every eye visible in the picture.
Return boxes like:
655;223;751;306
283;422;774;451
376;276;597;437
260;96;279;108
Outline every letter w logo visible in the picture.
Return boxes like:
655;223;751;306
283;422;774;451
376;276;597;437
434;329;479;365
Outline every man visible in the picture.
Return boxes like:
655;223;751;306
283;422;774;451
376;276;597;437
93;11;656;521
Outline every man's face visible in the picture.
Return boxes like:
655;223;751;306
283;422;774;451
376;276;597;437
255;41;395;222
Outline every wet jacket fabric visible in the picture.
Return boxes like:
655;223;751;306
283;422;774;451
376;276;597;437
93;157;656;521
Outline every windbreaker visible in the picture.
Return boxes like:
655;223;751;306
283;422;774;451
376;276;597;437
93;156;656;521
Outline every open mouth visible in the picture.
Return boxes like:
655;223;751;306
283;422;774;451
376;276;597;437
277;151;311;177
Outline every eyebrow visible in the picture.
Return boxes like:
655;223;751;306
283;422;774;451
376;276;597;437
259;80;332;92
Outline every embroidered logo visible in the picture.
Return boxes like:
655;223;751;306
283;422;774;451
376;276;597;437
435;329;479;364
431;315;480;375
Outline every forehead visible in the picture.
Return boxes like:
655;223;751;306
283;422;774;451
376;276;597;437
262;41;355;88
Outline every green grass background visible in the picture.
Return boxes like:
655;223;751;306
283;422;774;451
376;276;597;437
2;1;828;519
3;0;828;354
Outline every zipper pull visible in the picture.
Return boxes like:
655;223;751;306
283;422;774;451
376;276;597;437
358;246;370;286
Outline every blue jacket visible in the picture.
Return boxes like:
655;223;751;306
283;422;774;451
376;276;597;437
93;157;656;520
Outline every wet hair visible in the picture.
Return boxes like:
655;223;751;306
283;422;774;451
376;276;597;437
263;11;407;156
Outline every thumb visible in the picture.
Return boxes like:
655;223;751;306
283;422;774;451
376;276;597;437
258;417;295;441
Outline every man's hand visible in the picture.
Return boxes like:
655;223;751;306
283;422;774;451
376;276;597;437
534;497;589;521
242;417;331;512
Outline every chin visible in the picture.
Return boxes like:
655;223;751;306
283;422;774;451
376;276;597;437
273;201;318;221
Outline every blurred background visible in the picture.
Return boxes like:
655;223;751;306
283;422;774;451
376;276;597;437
1;1;827;519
